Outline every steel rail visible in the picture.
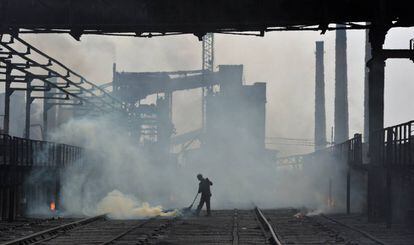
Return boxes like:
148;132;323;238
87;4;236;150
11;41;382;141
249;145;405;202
99;218;156;245
320;214;387;245
232;209;239;245
0;217;58;232
0;215;106;245
254;207;283;245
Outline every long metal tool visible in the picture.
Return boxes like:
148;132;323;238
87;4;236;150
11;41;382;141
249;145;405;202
183;192;199;212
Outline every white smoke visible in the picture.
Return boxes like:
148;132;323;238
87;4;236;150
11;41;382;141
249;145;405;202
96;190;177;219
18;28;414;217
46;113;354;218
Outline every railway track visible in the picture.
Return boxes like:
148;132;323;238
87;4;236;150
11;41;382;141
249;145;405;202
0;217;81;243
3;209;412;244
254;207;282;245
317;214;387;244
261;209;388;244
1;215;106;245
0;214;177;245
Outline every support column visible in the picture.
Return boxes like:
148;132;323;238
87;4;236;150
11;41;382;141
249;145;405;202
202;33;214;134
112;63;118;98
4;63;12;135
334;27;349;144
366;26;388;223
384;129;393;228
315;41;327;150
7;132;17;221
43;100;48;140
346;170;351;214
367;27;387;145
24;77;33;139
43;86;53;141
364;27;372;143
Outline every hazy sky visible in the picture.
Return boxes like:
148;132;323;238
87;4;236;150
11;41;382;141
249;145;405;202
20;27;414;155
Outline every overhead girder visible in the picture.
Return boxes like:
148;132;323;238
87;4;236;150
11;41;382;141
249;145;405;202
0;0;413;36
0;34;126;113
114;71;219;102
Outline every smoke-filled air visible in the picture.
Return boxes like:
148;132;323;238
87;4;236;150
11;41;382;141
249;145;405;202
11;28;413;219
48;114;310;217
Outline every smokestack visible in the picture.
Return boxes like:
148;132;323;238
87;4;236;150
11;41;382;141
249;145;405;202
315;41;326;150
334;27;349;144
363;27;371;143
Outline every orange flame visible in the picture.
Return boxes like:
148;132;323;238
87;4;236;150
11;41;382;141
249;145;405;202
50;201;56;211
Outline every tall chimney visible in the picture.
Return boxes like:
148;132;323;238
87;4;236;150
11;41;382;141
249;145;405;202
334;27;349;144
364;27;371;143
315;41;326;150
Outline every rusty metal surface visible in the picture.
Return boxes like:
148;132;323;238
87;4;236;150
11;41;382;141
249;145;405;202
1;215;105;245
40;218;171;245
261;209;414;244
0;217;82;243
254;207;282;245
327;213;414;245
2;210;414;244
155;210;269;244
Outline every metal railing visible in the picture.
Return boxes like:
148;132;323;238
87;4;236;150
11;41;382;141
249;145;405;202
276;134;363;169
371;120;414;168
0;134;84;221
0;135;83;168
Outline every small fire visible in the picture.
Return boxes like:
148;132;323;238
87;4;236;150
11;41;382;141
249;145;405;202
50;201;56;211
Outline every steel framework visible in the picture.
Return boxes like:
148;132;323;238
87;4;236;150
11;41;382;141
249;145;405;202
202;33;214;131
0;34;126;136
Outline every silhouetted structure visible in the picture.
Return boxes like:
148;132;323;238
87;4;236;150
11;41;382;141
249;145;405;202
202;33;214;132
334;27;349;144
314;41;326;150
1;0;413;37
364;27;371;143
204;65;266;156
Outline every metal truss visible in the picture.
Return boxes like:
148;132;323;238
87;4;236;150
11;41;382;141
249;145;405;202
202;33;214;132
0;34;126;113
0;34;127;136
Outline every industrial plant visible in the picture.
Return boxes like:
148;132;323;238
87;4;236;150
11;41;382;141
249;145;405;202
0;1;414;244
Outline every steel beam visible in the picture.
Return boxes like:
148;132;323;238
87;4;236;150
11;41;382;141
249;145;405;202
379;49;414;59
24;77;34;138
0;0;413;35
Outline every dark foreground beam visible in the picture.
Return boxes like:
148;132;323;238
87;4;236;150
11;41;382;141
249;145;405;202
0;0;414;36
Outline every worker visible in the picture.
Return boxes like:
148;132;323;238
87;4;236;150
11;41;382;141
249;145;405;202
195;173;213;216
